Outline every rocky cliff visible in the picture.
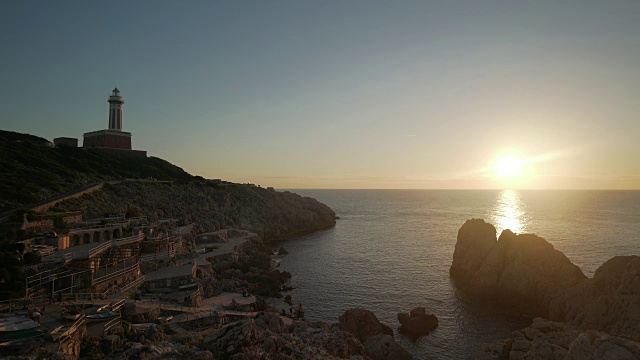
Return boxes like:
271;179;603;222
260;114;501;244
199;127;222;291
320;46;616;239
56;181;336;242
476;317;640;360
549;255;640;338
102;310;411;360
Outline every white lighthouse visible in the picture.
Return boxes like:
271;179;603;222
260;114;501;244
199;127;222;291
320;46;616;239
108;87;124;131
83;87;146;156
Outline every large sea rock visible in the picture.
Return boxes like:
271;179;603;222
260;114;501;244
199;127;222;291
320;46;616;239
397;307;438;337
452;219;640;355
450;219;586;317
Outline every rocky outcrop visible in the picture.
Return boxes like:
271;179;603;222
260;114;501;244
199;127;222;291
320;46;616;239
550;255;640;338
336;308;394;343
363;334;413;360
57;181;336;242
475;317;640;360
453;219;640;356
450;219;587;317
201;310;409;360
397;307;438;337
203;312;365;359
205;318;258;354
336;308;411;360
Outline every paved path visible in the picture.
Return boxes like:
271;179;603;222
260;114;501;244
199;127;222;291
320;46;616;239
0;179;172;223
143;235;254;281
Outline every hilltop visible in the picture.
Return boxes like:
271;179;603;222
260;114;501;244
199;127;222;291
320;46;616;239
0;130;192;212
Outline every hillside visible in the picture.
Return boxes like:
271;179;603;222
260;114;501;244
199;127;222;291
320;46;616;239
56;181;336;241
0;130;336;241
0;130;193;211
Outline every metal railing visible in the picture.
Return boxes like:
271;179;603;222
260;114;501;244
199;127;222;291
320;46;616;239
87;240;112;257
58;315;85;352
92;260;140;285
111;298;126;311
103;314;122;335
114;233;144;246
117;275;145;295
60;291;109;302
140;252;169;262
68;222;126;232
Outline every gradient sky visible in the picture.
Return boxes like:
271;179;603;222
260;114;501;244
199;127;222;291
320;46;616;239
1;1;639;189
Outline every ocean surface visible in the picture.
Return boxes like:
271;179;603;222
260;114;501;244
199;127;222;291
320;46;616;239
274;190;640;360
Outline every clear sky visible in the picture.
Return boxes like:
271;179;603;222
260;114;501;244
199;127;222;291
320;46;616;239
1;1;639;189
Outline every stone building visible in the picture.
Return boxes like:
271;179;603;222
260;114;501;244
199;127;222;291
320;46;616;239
53;137;78;147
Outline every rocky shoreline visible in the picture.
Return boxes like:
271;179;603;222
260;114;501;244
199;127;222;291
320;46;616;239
451;219;640;359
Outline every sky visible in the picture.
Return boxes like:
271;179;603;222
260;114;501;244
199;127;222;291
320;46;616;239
1;1;639;189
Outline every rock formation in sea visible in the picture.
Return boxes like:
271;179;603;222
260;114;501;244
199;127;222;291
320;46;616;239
397;307;438;337
450;219;587;317
451;219;640;356
475;317;640;360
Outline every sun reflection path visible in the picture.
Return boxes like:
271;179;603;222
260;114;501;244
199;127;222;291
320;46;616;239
491;190;526;235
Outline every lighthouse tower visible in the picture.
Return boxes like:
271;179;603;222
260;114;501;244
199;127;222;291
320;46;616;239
83;87;146;156
108;87;124;131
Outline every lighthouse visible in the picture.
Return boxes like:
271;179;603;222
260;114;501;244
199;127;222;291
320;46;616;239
108;87;124;131
83;87;145;156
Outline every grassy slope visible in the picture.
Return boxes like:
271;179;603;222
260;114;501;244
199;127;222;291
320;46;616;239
0;130;193;211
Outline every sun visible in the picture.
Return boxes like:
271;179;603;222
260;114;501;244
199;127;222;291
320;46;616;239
496;155;523;178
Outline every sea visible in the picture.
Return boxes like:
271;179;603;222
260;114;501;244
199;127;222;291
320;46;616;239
274;190;640;360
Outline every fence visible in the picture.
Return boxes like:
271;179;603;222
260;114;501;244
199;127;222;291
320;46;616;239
60;291;109;302
103;314;122;336
109;298;125;311
87;240;112;257
140;252;169;262
58;315;85;352
114;233;144;246
92;260;140;285
117;275;145;296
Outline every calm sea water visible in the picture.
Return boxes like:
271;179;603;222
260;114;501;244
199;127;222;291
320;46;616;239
275;190;640;360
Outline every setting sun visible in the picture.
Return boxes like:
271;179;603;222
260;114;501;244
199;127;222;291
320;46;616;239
496;155;523;178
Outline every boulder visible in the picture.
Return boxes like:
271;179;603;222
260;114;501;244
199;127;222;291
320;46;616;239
209;311;366;359
397;307;438;337
450;220;586;316
205;319;258;355
336;308;394;342
475;318;640;360
363;334;413;360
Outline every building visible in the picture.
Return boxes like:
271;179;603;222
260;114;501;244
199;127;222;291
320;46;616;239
83;88;146;156
53;137;78;148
